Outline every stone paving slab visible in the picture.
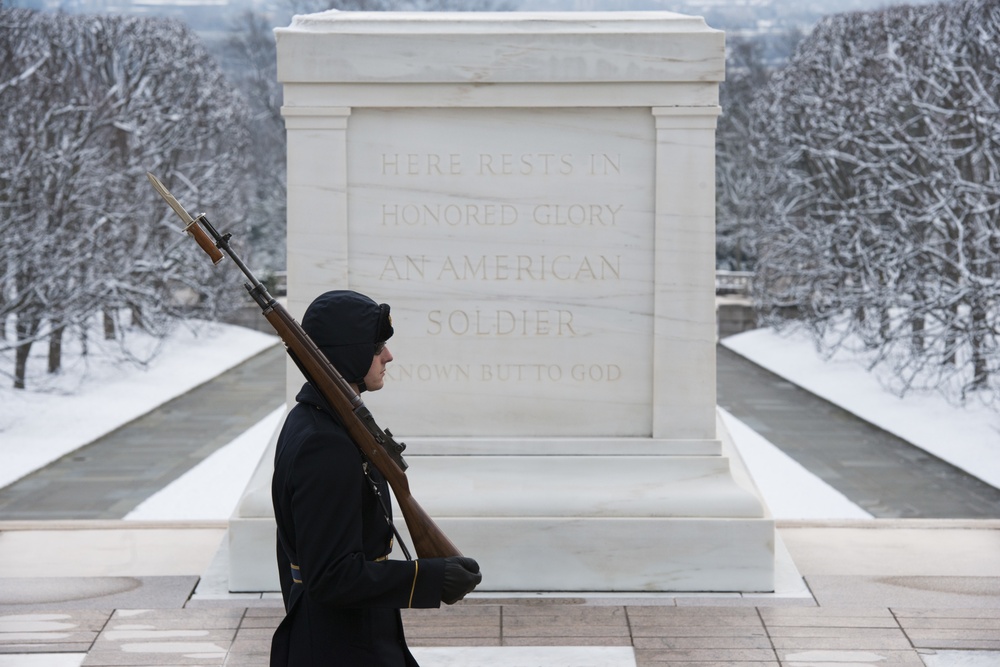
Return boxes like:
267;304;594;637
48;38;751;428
636;646;779;663
402;605;501;646
775;521;1000;578
806;575;1000;608
777;647;926;665
0;657;87;666
0;610;111;655
635;663;778;667
893;608;1000;618
759;605;926;665
104;608;245;630
503;606;630;640
922;651;1000;667
411;646;638;667
0;578;198;613
771;634;915;650
759;605;900;627
894;607;1000;651
631;636;774;649
674;595;816;608
898;617;1000;630
81;608;246;667
767;626;910;638
6;599;1000;666
628;607;766;635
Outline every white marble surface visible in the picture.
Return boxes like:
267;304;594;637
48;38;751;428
227;410;775;593
0;527;225;578
403;455;764;518
391;515;774;592
922;652;1000;667
225;10;779;593
348;107;655;437
0;657;85;667
276;11;723;85
410;647;636;667
277;12;727;444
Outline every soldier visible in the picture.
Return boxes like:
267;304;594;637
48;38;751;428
270;290;481;666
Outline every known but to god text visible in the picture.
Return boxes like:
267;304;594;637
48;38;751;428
386;363;622;383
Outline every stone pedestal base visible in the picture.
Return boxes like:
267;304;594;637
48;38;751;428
393;517;773;592
227;412;774;593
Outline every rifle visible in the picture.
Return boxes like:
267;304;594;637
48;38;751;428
146;172;461;560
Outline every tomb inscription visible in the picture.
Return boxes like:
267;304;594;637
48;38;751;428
347;108;655;436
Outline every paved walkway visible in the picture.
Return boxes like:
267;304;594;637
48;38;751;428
716;345;1000;519
2;593;1000;666
0;344;286;520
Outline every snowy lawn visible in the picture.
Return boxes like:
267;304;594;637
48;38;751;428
723;328;1000;492
3;323;994;521
0;319;279;491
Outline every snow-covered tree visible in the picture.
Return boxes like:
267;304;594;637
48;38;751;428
716;35;781;271
220;9;286;274
1;9;251;388
746;0;1000;403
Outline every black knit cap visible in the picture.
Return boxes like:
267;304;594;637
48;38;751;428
301;290;393;386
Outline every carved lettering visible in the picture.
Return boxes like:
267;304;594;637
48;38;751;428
379;255;426;281
477;153;574;176
427;309;577;336
371;142;635;387
378;152;621;177
378;255;620;282
588;153;621;176
381;153;462;176
477;364;621;382
571;364;622;382
386;364;472;382
382;203;518;226
481;364;564;381
532;204;622;226
383;362;624;384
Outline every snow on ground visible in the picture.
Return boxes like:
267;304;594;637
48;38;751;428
720;407;873;520
723;328;1000;492
124;405;285;521
3;323;995;521
0;320;278;490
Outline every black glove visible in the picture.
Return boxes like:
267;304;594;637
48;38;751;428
441;556;482;605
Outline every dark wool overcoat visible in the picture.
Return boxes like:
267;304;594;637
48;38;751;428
269;382;445;667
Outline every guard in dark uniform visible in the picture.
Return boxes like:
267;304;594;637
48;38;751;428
270;290;481;667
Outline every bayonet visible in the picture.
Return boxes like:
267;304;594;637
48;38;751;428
146;172;224;265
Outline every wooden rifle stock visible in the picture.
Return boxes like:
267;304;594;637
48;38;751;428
261;302;462;559
144;173;460;559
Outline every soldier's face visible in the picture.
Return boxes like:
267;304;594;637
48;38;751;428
363;344;393;391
